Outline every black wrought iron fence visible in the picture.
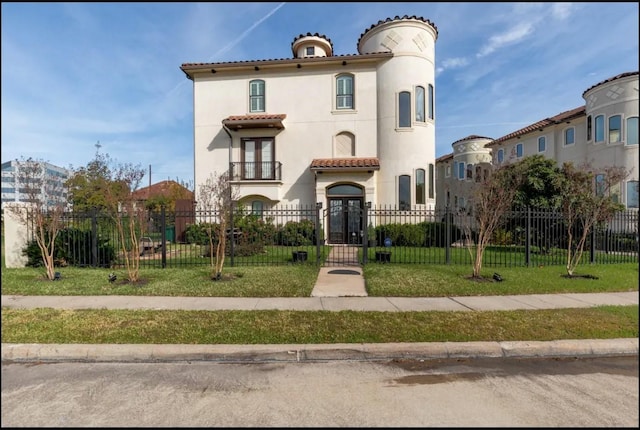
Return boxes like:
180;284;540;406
22;205;639;268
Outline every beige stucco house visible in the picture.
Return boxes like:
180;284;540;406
436;71;639;212
181;16;438;244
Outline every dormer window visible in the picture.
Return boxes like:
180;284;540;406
305;46;315;56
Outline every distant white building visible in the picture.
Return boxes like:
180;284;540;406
437;71;639;212
181;15;438;244
1;159;70;209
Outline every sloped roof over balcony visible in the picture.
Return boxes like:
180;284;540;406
311;157;380;172
222;114;286;130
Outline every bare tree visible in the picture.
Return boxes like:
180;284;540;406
197;171;239;280
555;162;629;277
5;157;67;280
464;162;524;278
101;161;146;283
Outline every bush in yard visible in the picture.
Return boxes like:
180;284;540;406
277;219;315;246
22;227;115;268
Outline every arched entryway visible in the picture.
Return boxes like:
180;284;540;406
326;183;364;244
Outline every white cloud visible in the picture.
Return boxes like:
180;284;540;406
551;3;574;20
476;21;535;58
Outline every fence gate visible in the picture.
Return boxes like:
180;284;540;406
322;198;368;266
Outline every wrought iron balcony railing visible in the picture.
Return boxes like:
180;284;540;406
230;161;282;181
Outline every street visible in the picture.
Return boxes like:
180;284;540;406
2;356;638;427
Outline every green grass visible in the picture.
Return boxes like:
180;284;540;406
2;305;637;344
2;262;636;297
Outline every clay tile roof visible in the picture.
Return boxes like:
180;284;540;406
582;71;639;97
436;153;453;163
358;15;438;48
310;157;380;170
488;106;585;146
451;135;493;145
222;114;286;130
132;180;194;200
291;32;334;50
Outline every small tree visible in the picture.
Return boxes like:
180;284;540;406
100;160;146;283
464;162;524;278
554;162;629;277
197;170;239;280
6;157;67;280
65;148;114;213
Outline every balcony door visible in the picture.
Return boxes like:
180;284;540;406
242;138;274;179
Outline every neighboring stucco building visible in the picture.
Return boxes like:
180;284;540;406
437;71;639;211
1;159;70;209
181;16;438;243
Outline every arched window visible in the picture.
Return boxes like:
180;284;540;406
398;91;411;128
416;169;425;204
249;79;265;112
336;74;354;109
497;149;504;164
415;86;425;122
399;175;411;209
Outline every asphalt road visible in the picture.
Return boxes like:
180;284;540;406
2;356;638;427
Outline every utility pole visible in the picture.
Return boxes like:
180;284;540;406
149;164;151;188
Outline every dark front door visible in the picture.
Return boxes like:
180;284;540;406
328;198;363;244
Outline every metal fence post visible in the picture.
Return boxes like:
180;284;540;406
230;200;236;267
315;202;322;265
445;206;451;265
363;202;370;265
525;206;531;266
590;226;596;263
161;206;167;268
91;208;98;268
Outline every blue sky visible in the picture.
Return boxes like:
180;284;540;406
2;2;638;188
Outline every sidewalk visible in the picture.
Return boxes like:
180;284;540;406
2;291;638;363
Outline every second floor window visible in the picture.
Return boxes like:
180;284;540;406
609;115;621;143
587;115;592;141
398;91;411;128
497;149;504;164
516;143;523;158
564;127;575;146
538;136;546;152
336;74;354;109
415;86;425;122
249;80;265;112
428;84;434;120
627;117;638;145
595;115;605;143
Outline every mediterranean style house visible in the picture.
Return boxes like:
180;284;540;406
436;71;639;213
181;16;438;243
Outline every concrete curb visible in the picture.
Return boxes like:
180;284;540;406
3;338;637;363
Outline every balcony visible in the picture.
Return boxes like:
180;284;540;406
230;161;282;181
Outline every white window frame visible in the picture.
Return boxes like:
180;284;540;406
627;116;638;146
538;136;546;153
608;114;622;144
336;74;354;110
564;127;575;146
249;79;265;113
